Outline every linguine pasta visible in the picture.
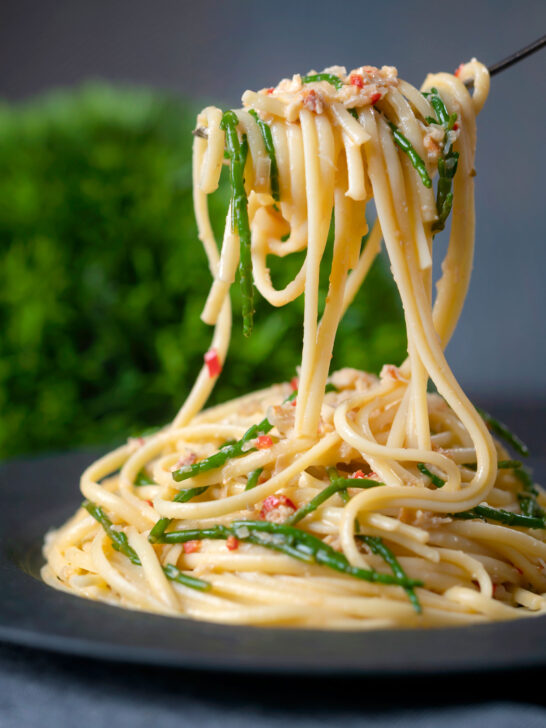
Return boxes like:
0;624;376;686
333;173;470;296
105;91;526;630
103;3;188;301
43;60;546;629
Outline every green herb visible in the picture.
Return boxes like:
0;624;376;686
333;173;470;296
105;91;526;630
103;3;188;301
498;459;522;469
459;462;542;521
518;493;544;519
240;135;249;166
162;563;211;591
514;465;537;493
464;460;522;471
515;466;544;519
476;407;529;457
286;471;384;526
245;467;263;491
451;504;545;529
248;109;280;202
83;500;141;564
425;88;460;234
158;520;423;589
427;89;457;130
148;517;171;544
387;121;432;188
153;391;298;542
83;499;211;590
432;154;459;234
220;110;254;336
324;382;339;393
359;535;421;613
172;418;271;482
348;108;359;120
302;73;343;90
219;439;237;449
134;469;155;486
417;462;445;488
160;525;231;542
148;485;209;544
328;467;349;504
171;390;297;482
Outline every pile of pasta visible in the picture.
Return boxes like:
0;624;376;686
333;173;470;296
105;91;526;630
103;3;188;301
43;60;546;629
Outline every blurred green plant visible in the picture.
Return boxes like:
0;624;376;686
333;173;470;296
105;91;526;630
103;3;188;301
0;83;406;459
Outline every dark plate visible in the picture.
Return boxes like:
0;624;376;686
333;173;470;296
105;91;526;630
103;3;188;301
1;450;546;675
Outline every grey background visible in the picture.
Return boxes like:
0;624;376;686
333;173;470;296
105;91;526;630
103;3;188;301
1;0;544;402
0;4;545;723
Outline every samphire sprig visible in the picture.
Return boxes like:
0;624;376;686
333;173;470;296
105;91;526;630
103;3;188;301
156;520;423;595
358;534;422;613
417;462;445;488
150;385;340;542
515;466;544;519
171;385;338;483
424;87;460;234
415;447;544;527
82;500;210;591
148;485;208;544
387;121;432;188
281;467;420;611
285;470;384;526
170;393;294;483
220;110;254;336
451;504;545;530
301;73;343;89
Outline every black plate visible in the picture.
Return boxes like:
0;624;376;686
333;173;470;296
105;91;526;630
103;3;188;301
1;450;546;675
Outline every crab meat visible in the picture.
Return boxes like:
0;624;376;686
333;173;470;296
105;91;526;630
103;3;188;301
267;403;295;437
302;88;325;114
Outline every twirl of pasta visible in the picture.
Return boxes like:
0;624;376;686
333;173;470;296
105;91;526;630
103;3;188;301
43;61;546;629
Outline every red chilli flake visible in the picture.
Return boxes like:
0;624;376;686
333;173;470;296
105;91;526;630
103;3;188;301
453;122;459;130
146;500;153;507
204;348;222;378
183;540;201;554
350;470;379;480
257;435;273;449
260;494;297;519
350;74;364;89
265;87;274;95
226;536;239;551
370;92;382;105
454;64;465;78
290;377;299;391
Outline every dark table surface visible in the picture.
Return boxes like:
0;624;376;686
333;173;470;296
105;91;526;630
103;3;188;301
1;641;546;728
